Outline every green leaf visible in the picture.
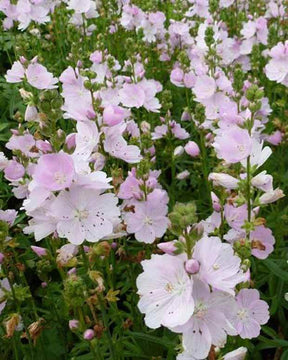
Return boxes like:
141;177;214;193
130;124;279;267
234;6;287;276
263;259;288;282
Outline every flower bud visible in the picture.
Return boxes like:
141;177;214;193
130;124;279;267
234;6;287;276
259;188;284;204
174;146;184;157
83;329;95;340
69;319;79;330
31;246;47;257
157;241;177;255
184;141;200;157
208;172;239;189
185;259;200;274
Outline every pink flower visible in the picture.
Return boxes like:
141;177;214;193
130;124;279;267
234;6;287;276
119;83;145;108
250;226;275;259
193;75;216;100
170;68;184;87
124;189;169;243
68;0;91;13
259;188;285;204
6;133;35;157
104;125;142;164
231;289;269;339
50;186;120;245
172;279;236;359
136;254;194;329
213;126;253;163
223;347;247;360
26;63;58;90
265;130;283;145
193;236;245;294
224;204;248;231
184;141;200;157
251;171;273;192
0;209;17;226
33;153;74;191
56;244;79;265
5;61;25;83
4;160;25;181
265;41;288;86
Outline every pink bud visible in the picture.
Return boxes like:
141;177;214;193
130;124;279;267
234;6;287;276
185;259;200;274
20;56;27;64
211;192;221;212
41;282;47;288
111;242;117;250
83;329;95;340
103;105;127;126
68;267;77;276
266;130;282;146
157;241;177;255
65;133;76;150
181;111;191;121
69;320;79;330
36;140;53;153
0;253;4;264
31;246;47;257
184;141;200;157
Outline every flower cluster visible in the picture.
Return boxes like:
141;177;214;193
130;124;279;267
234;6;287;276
0;0;287;359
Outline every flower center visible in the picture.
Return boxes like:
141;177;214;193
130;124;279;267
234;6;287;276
54;171;67;185
194;302;208;319
237;308;248;320
144;216;153;225
75;209;89;220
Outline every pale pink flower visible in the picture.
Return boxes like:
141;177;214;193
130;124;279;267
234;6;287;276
0;209;17;226
5;61;25;83
119;83;145;108
33;153;74;191
224;204;248;231
4;160;25;181
230;289;269;339
223;347;247;360
172;279;236;359
193;236;245;294
124;189;169;243
136;254;194;329
251;171;273;192
26;63;58;89
259;188;285;204
104;124;142;164
193;75;216;100
250;225;275;259
213;127;252;163
50;186;120;245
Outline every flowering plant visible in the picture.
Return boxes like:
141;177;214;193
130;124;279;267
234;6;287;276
0;0;287;359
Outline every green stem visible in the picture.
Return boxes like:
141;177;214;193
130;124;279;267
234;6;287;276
246;155;251;223
199;130;212;211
